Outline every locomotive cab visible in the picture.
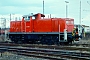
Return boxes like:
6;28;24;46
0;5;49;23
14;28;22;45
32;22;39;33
22;13;45;21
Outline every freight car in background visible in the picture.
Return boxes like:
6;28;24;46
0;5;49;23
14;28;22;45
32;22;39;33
0;28;10;42
9;13;82;45
0;28;9;35
0;28;4;35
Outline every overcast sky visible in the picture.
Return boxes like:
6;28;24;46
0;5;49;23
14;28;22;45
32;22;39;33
0;0;90;28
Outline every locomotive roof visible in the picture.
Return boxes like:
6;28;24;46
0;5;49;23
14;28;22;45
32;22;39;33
22;13;45;17
33;13;45;17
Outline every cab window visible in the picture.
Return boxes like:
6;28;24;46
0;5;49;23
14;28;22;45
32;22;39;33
24;16;30;20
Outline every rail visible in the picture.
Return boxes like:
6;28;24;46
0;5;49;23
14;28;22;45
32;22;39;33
0;43;90;51
0;46;89;60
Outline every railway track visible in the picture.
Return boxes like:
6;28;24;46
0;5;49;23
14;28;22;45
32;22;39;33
0;46;90;60
0;43;90;52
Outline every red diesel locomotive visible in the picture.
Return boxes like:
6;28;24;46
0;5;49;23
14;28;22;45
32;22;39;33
9;13;77;44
